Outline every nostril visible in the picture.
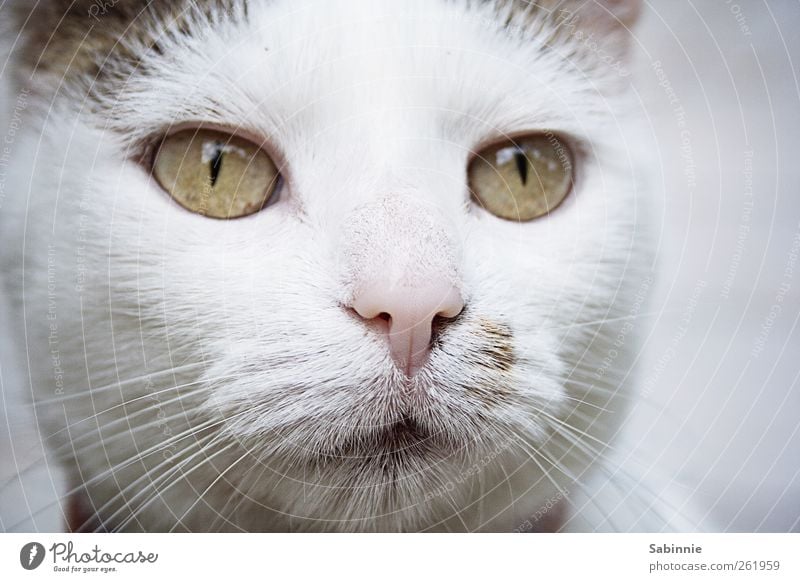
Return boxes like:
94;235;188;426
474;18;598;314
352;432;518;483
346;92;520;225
431;309;464;344
349;283;465;376
438;300;465;321
434;309;463;326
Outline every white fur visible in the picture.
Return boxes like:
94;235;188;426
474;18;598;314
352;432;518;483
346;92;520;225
0;0;688;531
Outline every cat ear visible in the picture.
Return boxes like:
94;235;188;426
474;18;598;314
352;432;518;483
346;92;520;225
504;0;642;64
548;0;642;58
553;0;642;32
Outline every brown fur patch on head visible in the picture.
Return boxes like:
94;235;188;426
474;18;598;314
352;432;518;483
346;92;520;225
11;0;242;86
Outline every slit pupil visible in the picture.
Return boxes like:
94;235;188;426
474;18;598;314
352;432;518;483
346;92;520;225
514;149;528;185
209;144;224;187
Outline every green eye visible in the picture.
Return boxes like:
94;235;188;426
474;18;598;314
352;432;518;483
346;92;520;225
153;129;279;219
468;134;574;221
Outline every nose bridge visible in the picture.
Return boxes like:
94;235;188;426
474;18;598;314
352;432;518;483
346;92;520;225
341;194;461;299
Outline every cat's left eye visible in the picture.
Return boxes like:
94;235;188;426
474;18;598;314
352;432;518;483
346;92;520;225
153;129;280;219
468;133;574;222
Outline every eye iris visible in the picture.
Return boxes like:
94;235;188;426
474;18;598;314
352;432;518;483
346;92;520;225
469;134;573;221
153;129;279;219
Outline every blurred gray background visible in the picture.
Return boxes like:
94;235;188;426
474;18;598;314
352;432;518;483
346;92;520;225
1;1;799;531
626;0;800;532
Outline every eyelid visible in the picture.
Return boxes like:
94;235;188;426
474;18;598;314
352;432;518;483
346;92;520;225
469;130;580;164
137;122;289;179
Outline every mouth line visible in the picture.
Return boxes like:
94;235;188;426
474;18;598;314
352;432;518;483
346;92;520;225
320;415;450;460
374;415;429;446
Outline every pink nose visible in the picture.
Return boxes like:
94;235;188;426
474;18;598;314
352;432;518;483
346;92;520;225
352;282;464;376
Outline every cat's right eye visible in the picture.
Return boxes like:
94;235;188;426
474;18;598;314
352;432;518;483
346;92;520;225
153;129;280;219
468;133;574;222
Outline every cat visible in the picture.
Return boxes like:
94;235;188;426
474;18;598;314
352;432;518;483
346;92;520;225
0;0;692;532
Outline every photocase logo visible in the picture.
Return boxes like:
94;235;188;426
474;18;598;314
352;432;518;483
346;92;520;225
20;542;46;570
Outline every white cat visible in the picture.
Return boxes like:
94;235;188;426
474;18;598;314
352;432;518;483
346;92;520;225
0;0;694;531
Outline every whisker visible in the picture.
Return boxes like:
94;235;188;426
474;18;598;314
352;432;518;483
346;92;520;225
33;361;209;405
42;385;209;444
168;443;260;532
74;432;218;532
109;439;236;532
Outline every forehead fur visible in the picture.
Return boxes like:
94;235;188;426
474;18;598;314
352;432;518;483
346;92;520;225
12;0;638;85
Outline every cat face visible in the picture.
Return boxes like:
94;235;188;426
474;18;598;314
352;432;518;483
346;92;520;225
5;0;647;531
